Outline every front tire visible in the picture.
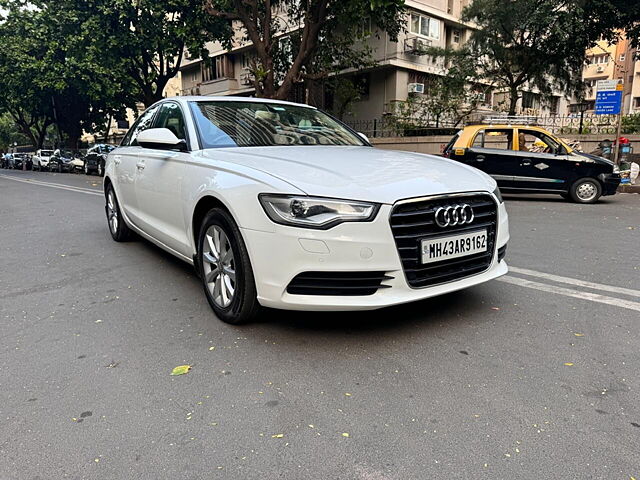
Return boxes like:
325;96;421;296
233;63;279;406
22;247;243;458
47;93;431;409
105;184;131;241
570;178;602;204
197;208;261;325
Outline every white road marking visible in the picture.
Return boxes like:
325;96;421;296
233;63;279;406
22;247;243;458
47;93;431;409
497;275;640;312
0;174;103;197
509;266;640;298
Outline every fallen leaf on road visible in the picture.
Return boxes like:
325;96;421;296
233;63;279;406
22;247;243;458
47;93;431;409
170;365;192;376
209;346;215;351
271;433;284;438
491;307;500;311
574;333;584;337
342;432;350;438
564;362;574;366
345;393;352;397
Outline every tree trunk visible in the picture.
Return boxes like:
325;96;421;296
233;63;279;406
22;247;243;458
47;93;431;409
508;87;519;115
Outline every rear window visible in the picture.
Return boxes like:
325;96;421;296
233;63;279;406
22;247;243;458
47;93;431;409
443;131;461;156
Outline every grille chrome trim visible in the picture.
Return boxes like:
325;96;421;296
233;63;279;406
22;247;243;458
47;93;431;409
389;192;498;289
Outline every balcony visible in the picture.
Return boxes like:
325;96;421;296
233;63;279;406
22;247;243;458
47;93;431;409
200;78;241;96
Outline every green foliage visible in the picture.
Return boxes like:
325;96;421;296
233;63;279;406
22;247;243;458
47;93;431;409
0;114;30;151
461;0;588;115
205;0;406;100
622;114;640;135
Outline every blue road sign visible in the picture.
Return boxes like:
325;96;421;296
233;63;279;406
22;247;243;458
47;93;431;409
595;90;623;115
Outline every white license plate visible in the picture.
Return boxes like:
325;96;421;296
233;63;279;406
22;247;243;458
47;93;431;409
421;230;487;264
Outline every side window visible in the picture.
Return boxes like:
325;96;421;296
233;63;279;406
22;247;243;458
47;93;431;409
472;129;513;150
123;105;161;147
153;103;187;140
519;130;563;154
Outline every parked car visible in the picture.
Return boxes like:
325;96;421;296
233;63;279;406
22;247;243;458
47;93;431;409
443;123;621;203
69;152;85;173
104;97;509;324
84;144;115;176
49;149;77;173
32;149;54;171
11;153;32;170
1;153;13;168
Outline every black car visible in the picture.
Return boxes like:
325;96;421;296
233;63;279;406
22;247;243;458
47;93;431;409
84;144;115;176
12;153;32;170
49;150;76;173
444;124;622;203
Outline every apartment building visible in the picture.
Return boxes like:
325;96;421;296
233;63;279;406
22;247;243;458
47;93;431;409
179;0;566;120
571;35;638;115
180;1;481;117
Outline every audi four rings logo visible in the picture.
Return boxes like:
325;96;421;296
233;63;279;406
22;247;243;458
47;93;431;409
434;204;474;227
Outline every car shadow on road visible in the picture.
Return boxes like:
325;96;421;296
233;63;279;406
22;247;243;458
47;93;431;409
261;287;490;335
503;194;617;204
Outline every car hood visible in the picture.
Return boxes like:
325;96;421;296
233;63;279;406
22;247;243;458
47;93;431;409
200;146;495;204
571;151;615;169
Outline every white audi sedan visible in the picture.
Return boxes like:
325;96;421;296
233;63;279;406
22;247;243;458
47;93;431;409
104;97;509;324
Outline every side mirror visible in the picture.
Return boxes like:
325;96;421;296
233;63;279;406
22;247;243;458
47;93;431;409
138;128;188;152
357;132;370;143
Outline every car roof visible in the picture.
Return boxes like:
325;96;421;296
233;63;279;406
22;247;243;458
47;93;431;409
164;96;317;110
457;124;573;153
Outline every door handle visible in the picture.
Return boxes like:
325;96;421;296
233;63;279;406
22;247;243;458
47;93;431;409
113;155;122;165
476;155;485;162
136;162;145;170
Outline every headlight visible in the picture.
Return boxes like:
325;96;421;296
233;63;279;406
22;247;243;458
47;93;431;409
492;187;504;203
259;194;379;229
613;165;620;174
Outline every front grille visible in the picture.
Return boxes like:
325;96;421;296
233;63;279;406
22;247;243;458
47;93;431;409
390;193;498;288
286;271;393;296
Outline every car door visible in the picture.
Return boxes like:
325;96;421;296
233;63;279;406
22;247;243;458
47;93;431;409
133;101;190;255
114;104;161;225
512;129;572;192
462;128;519;189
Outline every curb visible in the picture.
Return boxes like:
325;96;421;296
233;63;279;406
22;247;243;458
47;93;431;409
618;184;640;194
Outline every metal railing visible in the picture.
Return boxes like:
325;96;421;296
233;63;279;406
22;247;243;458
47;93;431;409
345;114;626;138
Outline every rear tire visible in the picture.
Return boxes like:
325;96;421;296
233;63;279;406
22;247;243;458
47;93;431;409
105;184;131;242
569;178;602;204
197;208;261;325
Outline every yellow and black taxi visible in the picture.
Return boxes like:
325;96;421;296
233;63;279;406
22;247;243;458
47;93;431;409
443;122;621;203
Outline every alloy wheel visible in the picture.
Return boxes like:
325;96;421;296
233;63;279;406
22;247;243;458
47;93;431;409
202;225;236;308
106;190;118;233
576;181;597;202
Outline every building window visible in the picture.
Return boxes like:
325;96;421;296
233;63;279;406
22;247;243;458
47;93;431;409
521;92;540;110
203;56;228;82
589;54;609;65
410;13;440;40
356;17;372;38
452;29;461;43
634;97;640;109
548;96;560;115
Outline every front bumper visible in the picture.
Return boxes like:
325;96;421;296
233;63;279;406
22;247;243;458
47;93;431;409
599;173;621;196
242;200;510;311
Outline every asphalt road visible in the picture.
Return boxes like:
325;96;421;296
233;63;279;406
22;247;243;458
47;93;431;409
1;169;639;480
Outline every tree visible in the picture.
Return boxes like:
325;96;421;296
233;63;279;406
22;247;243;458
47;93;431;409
0;114;31;151
0;5;55;149
204;0;405;100
91;0;233;107
461;0;589;115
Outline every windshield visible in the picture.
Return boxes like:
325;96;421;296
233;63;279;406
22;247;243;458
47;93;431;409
41;150;53;156
189;101;365;148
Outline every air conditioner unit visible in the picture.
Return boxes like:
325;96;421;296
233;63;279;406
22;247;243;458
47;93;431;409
596;66;605;73
405;37;431;54
408;82;425;94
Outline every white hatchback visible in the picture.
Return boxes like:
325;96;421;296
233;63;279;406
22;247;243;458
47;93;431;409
104;97;509;324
